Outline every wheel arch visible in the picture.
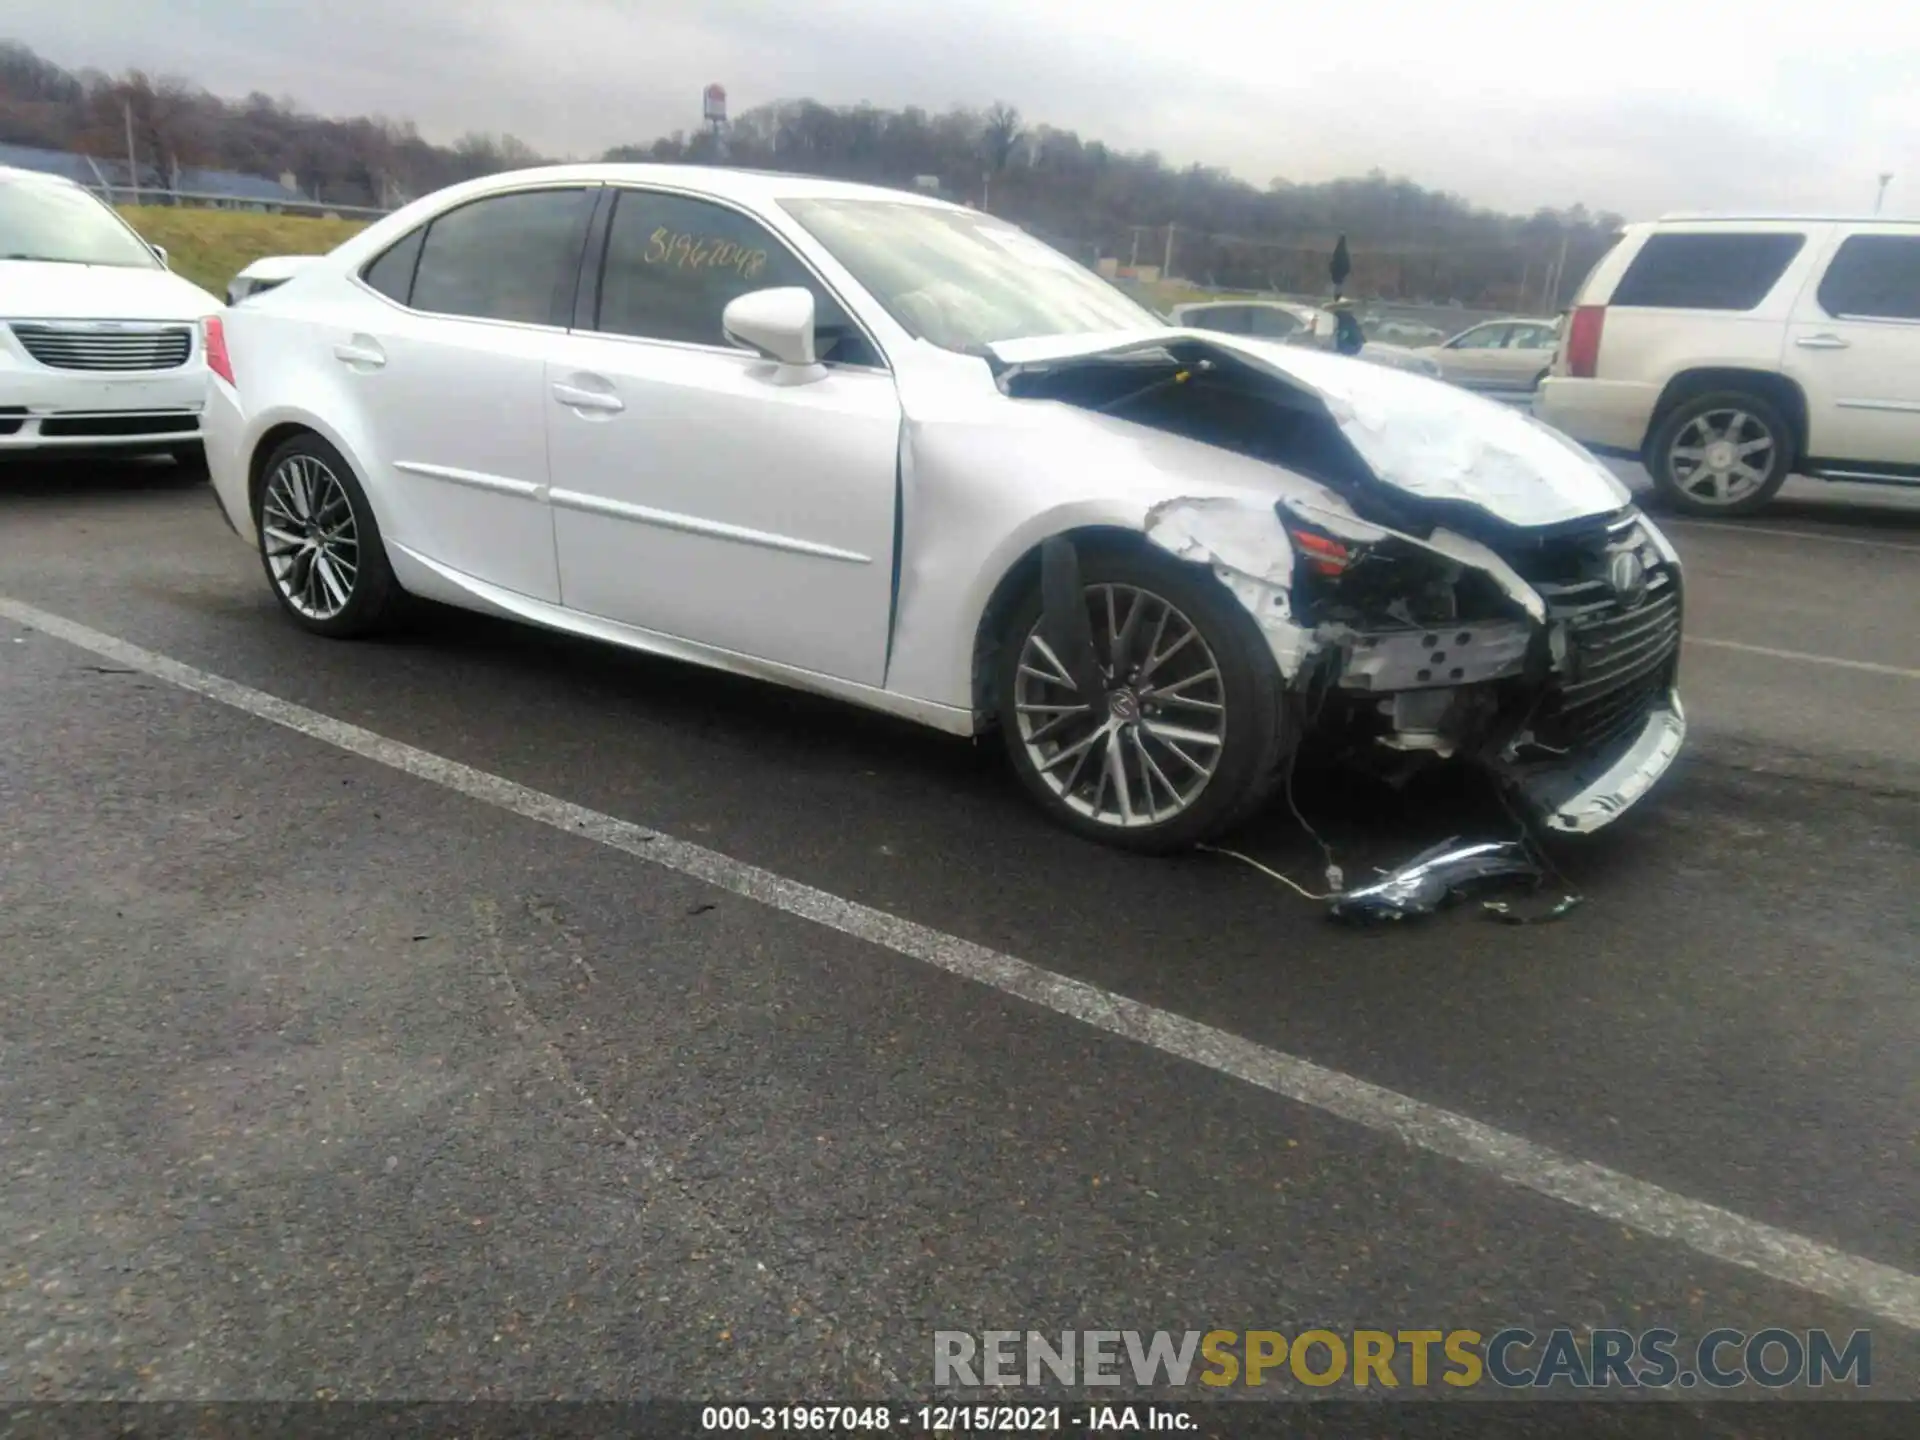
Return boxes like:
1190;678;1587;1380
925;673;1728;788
1643;368;1808;462
967;524;1161;727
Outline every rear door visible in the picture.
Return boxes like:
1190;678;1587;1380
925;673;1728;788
1782;228;1920;469
1496;322;1560;389
345;185;597;602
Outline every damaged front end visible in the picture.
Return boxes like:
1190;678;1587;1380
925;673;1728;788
1269;500;1686;835
996;335;1686;835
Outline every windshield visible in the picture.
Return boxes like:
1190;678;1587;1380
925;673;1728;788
0;179;160;268
780;198;1158;352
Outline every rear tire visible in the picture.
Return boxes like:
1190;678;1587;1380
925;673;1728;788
254;432;399;638
995;542;1290;854
1646;390;1793;517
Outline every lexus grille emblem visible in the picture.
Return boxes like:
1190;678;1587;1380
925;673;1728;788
1608;550;1648;608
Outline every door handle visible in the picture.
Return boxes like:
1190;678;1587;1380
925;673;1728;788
1795;334;1851;350
332;339;386;368
551;381;624;413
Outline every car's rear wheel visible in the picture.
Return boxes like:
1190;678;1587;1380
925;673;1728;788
995;542;1289;853
1646;391;1793;516
255;432;399;638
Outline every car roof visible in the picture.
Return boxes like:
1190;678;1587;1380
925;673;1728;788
1649;212;1920;226
442;162;968;211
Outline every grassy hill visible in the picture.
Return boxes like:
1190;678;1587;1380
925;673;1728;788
117;206;371;298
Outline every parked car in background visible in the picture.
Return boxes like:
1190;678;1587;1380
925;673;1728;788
1168;299;1444;377
1412;317;1561;394
1367;317;1451;347
227;254;320;306
201;164;1686;851
1537;214;1920;515
0;165;220;465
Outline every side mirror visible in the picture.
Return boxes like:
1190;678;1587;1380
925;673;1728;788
722;287;817;368
150;243;169;267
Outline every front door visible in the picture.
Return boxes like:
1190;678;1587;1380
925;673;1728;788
543;186;901;686
1784;230;1920;468
1438;322;1517;388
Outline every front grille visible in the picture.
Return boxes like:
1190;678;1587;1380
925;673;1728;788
0;406;24;436
1533;574;1681;751
10;322;193;372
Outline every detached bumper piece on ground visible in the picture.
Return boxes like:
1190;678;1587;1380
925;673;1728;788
1327;837;1585;925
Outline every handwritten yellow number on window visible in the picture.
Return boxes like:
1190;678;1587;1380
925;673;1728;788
643;227;769;280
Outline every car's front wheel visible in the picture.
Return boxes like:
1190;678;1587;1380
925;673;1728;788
1646;391;1793;516
995;542;1290;853
254;432;399;638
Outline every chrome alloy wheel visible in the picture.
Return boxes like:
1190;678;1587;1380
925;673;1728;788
1013;583;1227;828
1667;408;1776;506
261;454;360;621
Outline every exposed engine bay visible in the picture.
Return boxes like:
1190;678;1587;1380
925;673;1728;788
995;339;1687;834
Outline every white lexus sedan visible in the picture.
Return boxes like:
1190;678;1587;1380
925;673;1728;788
203;164;1687;852
0;166;221;463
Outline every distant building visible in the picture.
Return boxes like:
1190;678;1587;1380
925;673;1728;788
0;141;306;209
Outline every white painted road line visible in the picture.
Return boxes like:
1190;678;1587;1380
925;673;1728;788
6;591;1919;1331
1666;520;1920;554
1688;636;1920;680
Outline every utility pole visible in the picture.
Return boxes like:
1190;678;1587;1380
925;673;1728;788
124;99;140;204
1163;222;1176;279
1876;173;1894;214
1547;231;1569;312
1129;226;1141;268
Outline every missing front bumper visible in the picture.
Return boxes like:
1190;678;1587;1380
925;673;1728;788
1506;691;1687;834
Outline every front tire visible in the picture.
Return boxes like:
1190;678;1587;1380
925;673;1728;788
254;432;399;638
1646;391;1793;517
995;543;1290;854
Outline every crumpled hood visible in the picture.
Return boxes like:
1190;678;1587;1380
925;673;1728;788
0;261;221;323
990;328;1631;529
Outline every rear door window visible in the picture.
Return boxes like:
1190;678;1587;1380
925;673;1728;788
1610;232;1806;311
362;228;425;304
1451;323;1513;349
1816;235;1920;321
408;187;595;326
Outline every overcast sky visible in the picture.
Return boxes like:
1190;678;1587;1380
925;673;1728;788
12;0;1919;219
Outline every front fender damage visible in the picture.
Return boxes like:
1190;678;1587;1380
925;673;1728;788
1142;497;1316;679
1139;493;1686;835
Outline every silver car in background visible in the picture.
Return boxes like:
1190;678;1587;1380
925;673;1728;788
1169;299;1444;378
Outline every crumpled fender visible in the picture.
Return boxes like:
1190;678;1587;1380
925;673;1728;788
1141;497;1316;679
1140;491;1548;686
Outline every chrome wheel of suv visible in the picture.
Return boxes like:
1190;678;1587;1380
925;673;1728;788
1667;408;1775;506
1647;390;1794;518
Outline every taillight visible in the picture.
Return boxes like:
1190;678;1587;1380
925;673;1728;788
202;315;234;386
1565;304;1606;379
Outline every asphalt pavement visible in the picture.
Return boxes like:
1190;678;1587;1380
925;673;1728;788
0;453;1915;1423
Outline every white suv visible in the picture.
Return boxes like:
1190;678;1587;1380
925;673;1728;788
1536;215;1920;516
